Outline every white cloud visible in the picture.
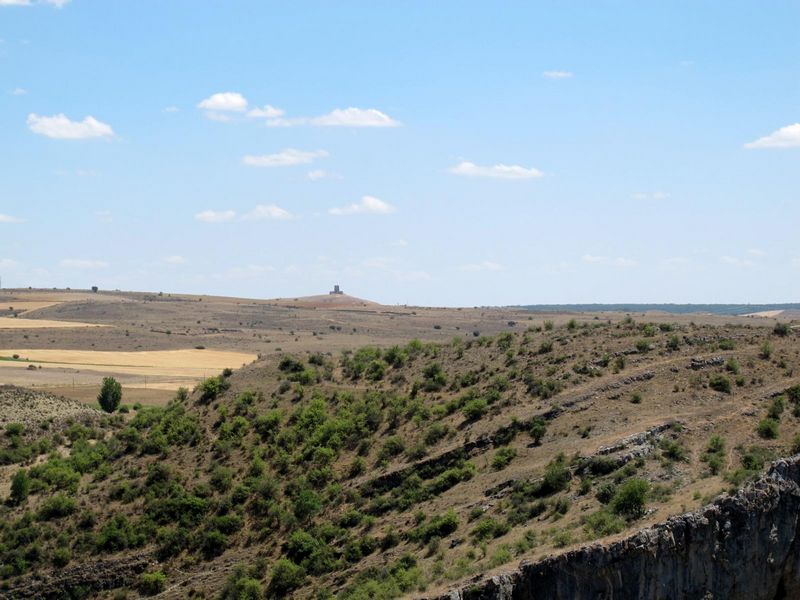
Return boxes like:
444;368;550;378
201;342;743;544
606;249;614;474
43;0;69;6
95;211;113;222
195;210;236;223
307;169;342;181
747;248;767;257
60;258;108;269
162;255;186;265
246;104;284;119
0;258;19;269
10;87;26;95
390;239;408;247
449;161;543;179
460;261;505;272
0;1;30;5
242;149;328;168
197;92;247;112
745;123;800;149
0;213;23;223
243;204;292;221
27;113;114;139
582;255;638;268
163;106;179;113
632;191;670;201
329;195;396;216
720;255;754;268
543;70;573;79
310;107;400;127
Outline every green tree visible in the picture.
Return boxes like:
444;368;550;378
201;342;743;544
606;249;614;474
10;469;30;505
611;478;649;518
97;377;122;413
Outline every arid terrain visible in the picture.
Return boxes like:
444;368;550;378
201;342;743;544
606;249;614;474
0;288;798;598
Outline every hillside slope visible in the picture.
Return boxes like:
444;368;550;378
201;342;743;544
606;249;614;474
1;317;799;598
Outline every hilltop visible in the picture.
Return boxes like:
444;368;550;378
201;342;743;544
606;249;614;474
1;315;800;598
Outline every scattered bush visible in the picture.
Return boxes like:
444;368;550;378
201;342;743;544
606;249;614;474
139;571;167;595
491;447;517;470
709;375;731;394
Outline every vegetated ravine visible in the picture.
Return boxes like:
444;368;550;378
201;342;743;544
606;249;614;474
1;317;800;598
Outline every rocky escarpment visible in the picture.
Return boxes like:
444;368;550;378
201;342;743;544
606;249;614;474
0;552;153;599
426;456;800;600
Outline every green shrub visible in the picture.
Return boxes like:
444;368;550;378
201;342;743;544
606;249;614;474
595;482;617;504
709;375;731;394
422;364;447;391
660;438;688;462
757;418;779;440
774;323;790;337
9;469;30;505
491;447;517;470
139;571;167;595
529;418;547;445
462;397;488;421
583;510;625;537
196;375;229;403
540;455;570;495
768;397;785;420
51;546;71;567
408;510;458;544
268;558;306;597
5;423;24;437
37;493;76;520
610;478;649;518
221;565;263;599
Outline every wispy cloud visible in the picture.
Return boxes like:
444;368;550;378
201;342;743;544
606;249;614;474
60;258;108;269
0;258;19;269
459;261;505;272
162;106;179;113
449;161;543;179
1;0;70;6
195;210;236;223
745;123;800;149
720;255;754;268
243;204;292;221
10;87;26;95
329;195;395;216
307;170;342;181
246;104;284;119
0;213;23;223
162;255;186;265
27;113;114;139
310;107;399;127
242;149;327;168
747;248;767;257
543;70;573;79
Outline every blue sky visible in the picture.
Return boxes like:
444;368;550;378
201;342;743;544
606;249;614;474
1;1;799;305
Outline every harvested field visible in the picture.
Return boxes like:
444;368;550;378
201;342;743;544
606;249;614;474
0;317;108;329
0;348;257;377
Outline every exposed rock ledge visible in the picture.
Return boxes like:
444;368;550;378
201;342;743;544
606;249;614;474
424;456;800;600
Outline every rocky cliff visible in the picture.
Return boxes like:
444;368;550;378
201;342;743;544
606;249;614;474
427;456;800;600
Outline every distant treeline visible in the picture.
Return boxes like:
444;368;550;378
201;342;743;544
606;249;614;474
516;303;800;315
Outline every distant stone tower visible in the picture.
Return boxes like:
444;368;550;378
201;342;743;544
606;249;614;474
329;284;343;295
